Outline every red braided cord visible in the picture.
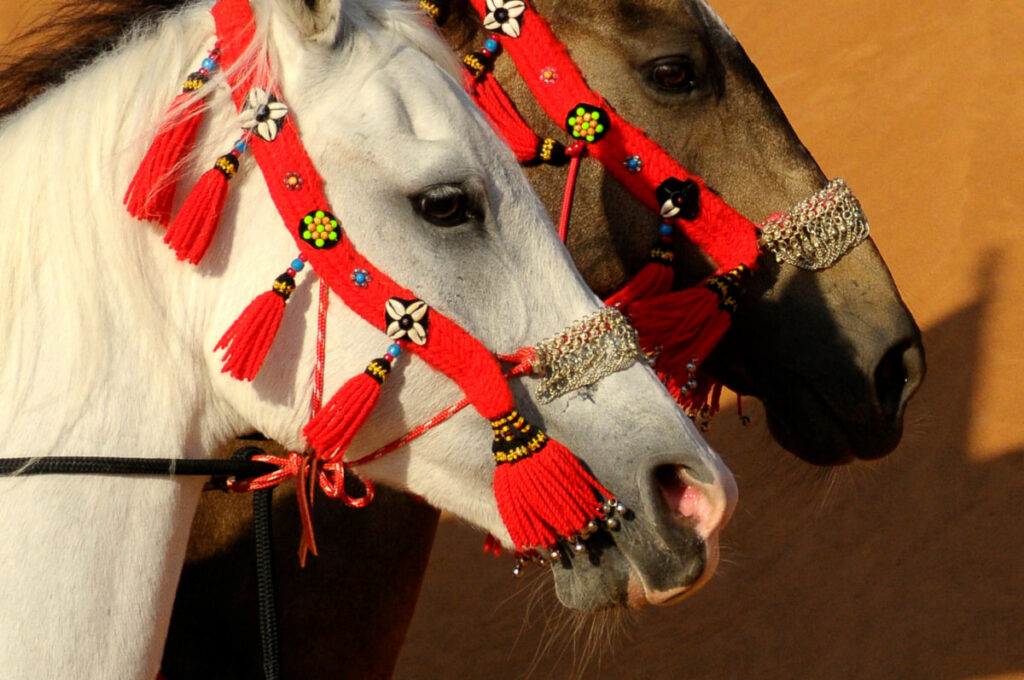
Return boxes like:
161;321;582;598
466;0;759;274
343;351;535;469
311;279;329;414
212;0;515;420
557;143;584;243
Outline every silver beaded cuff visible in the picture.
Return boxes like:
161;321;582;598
532;307;645;403
758;178;870;270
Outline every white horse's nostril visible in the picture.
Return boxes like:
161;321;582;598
654;464;731;539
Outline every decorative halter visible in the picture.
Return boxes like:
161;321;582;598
443;0;870;418
122;0;644;558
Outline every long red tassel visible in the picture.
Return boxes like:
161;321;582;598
124;91;208;226
605;237;676;308
215;273;295;381
491;410;612;551
303;357;393;463
628;286;732;374
469;72;541;162
165;153;238;264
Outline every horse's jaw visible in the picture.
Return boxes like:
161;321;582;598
707;241;926;465
488;365;739;614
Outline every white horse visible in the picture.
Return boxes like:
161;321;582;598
0;0;735;677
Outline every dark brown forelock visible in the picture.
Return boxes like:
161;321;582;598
0;0;190;120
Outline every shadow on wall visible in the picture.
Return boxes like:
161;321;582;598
394;250;1024;680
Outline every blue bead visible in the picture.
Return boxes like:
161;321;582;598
659;223;673;236
201;58;216;71
484;38;499;53
387;343;402;358
291;258;305;272
233;139;248;154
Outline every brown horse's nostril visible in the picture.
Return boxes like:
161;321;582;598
874;338;925;424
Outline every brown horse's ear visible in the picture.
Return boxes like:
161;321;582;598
274;0;343;45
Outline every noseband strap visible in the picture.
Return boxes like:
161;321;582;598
759;178;870;270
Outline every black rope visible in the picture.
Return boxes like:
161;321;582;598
0;452;276;483
253;486;282;680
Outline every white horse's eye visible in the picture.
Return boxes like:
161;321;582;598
413;184;476;228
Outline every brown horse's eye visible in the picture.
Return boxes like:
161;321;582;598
649;57;696;93
413;184;474;227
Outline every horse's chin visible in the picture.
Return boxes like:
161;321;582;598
624;533;720;608
758;373;904;466
549;530;715;613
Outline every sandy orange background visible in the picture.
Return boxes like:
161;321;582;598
3;2;1022;679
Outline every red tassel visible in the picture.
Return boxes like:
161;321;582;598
303;357;393;462
165;153;238;264
468;71;571;165
124;87;209;226
627;265;748;413
215;272;296;381
604;239;675;308
491;410;613;551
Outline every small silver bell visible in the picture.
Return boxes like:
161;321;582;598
686;360;698;373
573;540;586;554
615;501;627;516
583;520;600;537
512;560;525;578
605;516;620;531
549;549;563;563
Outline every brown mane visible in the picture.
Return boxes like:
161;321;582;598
0;0;189;119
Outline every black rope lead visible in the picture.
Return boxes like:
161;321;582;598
0;454;277;481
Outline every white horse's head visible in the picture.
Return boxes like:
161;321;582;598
0;1;735;671
185;0;736;610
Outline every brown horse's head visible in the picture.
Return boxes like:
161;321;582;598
486;0;926;465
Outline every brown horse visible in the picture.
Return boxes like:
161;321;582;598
158;0;923;677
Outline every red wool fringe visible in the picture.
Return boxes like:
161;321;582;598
124;94;207;225
215;290;287;381
494;438;612;551
627;285;731;364
604;259;674;308
164;163;230;264
303;370;383;463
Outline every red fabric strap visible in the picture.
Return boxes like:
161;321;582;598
211;0;515;419
467;0;760;274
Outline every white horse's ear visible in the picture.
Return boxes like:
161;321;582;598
274;0;344;45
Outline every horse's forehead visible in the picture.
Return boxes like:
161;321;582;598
351;49;482;141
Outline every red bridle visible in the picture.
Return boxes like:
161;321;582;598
451;0;760;414
123;0;648;557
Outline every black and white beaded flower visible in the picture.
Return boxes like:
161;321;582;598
483;0;526;38
385;298;429;345
240;88;288;142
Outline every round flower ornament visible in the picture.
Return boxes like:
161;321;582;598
484;0;526;38
385;298;430;345
240;87;289;142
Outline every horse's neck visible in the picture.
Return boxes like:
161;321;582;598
0;8;240;678
0;7;235;459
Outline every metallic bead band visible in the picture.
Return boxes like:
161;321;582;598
531;307;645;403
758;178;870;270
